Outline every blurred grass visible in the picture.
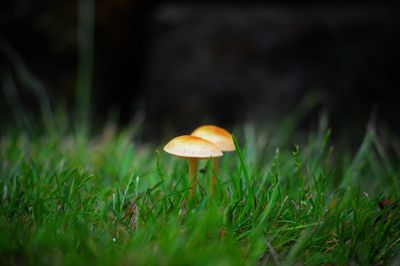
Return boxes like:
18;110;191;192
1;109;399;265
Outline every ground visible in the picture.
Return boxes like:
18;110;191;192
1;115;399;265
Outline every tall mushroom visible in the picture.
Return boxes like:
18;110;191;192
164;135;223;197
191;125;235;197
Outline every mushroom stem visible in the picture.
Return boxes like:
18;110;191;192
211;158;217;198
188;158;198;197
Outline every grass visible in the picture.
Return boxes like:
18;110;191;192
1;113;400;266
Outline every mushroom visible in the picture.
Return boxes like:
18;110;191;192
164;135;223;197
191;125;235;197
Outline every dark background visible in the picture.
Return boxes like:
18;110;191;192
1;1;399;142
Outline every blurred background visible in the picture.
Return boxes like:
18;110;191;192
1;1;399;143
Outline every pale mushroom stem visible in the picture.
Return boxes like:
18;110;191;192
211;158;217;198
188;158;198;197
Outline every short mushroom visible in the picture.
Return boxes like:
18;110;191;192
191;125;235;197
164;135;223;197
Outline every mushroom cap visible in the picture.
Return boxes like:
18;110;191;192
191;125;236;152
164;135;223;159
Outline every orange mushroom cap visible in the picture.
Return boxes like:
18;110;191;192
191;125;235;152
163;135;223;159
